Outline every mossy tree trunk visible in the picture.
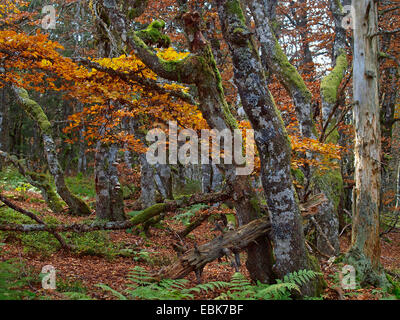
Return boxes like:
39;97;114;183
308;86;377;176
0;87;9;170
0;150;64;213
346;0;387;287
12;86;92;216
94;141;126;221
380;33;400;215
216;0;318;295
139;152;157;208
245;0;314;139
247;0;344;257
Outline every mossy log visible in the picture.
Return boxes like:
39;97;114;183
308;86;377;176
155;216;271;281
0;191;230;233
177;213;211;238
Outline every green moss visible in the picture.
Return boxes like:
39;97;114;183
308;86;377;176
291;168;305;185
226;213;237;227
250;196;261;215
312;168;343;211
345;247;389;288
227;0;246;24
24;171;64;213
321;52;348;104
233;27;246;34
273;39;312;101
15;88;52;136
129;203;167;225
307;253;327;296
325;123;340;144
203;46;238;130
335;0;344;12
174;179;202;197
136;20;171;48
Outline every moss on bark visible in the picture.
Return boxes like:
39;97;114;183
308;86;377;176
136;20;171;48
321;51;348;104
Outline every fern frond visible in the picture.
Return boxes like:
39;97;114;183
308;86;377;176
95;284;128;300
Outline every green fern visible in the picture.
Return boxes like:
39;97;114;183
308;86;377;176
97;266;228;300
216;269;321;300
173;204;208;226
96;267;321;300
281;269;321;287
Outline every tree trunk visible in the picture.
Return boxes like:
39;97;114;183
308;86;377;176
312;0;348;256
13;86;91;216
139;153;157;208
91;0;127;221
98;0;275;283
247;0;343;257
95;141;125;221
346;0;387;287
156;216;271;281
216;0;318;295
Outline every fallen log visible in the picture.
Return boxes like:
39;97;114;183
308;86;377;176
0;190;230;233
177;213;211;238
155;215;271;281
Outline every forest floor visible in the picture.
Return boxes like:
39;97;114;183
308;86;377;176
1;184;400;300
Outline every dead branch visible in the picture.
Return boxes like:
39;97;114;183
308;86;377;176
177;213;211;238
0;190;230;234
0;193;71;250
155;216;271;281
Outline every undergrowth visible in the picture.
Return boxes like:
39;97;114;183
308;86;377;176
97;266;321;300
0;208;128;259
0;243;38;300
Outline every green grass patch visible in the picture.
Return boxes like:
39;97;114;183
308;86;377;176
65;175;96;199
0;243;39;300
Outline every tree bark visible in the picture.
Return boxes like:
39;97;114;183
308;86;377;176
91;0;127;221
124;4;275;282
156;216;271;281
311;0;349;256
216;0;317;295
95;141;125;221
0;87;9;170
346;0;387;287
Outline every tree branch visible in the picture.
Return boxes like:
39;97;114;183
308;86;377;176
0;193;71;250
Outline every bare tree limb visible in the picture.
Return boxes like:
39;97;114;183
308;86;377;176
0;193;71;250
